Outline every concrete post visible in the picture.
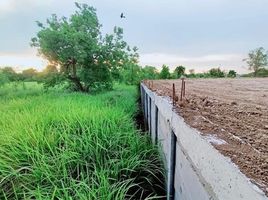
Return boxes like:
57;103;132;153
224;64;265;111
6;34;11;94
168;131;177;200
155;105;159;145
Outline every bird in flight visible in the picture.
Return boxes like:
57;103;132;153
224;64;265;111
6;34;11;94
120;13;126;18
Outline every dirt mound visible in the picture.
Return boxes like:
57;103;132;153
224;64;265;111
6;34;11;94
145;78;268;195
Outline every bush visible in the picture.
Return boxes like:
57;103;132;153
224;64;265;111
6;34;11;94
256;68;268;77
0;73;9;87
227;70;237;78
208;68;225;78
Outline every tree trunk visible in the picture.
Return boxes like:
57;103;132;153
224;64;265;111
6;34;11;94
66;58;88;92
72;61;77;78
254;70;257;77
67;75;86;92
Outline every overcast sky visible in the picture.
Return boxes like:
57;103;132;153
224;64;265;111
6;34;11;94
0;0;268;73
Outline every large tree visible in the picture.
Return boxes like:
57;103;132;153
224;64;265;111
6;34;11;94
159;65;171;79
243;47;268;77
173;66;185;78
31;3;138;92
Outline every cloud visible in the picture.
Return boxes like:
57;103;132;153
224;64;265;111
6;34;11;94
0;51;47;72
0;0;54;15
139;53;248;73
140;53;243;63
0;0;267;72
0;0;12;14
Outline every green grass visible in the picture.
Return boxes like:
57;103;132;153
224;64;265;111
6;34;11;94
0;83;165;199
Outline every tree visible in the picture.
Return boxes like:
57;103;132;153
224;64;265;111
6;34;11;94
0;72;9;87
187;69;196;78
243;47;268;77
31;3;138;92
173;66;185;78
255;68;268;77
35;65;61;88
21;68;38;81
159;65;171;79
121;63;141;85
1;67;18;81
227;70;237;78
140;65;159;80
189;69;195;74
208;68;225;78
43;65;58;74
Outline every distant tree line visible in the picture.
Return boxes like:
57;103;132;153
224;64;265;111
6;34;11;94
1;46;268;88
0;67;38;87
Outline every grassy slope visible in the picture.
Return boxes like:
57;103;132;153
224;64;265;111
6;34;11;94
0;83;165;200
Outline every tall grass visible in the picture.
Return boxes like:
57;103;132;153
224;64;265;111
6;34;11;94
0;83;165;199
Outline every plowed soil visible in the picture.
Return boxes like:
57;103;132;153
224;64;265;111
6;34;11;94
145;78;268;195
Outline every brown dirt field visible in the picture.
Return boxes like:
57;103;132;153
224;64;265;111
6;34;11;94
144;78;268;195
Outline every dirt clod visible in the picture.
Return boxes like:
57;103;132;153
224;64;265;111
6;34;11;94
146;78;268;196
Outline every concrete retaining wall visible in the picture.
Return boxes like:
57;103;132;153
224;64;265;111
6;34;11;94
140;83;268;200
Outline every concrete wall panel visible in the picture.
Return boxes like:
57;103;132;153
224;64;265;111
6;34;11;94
141;83;268;200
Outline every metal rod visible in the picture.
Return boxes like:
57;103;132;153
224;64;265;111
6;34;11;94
180;79;183;101
172;83;175;106
183;79;186;97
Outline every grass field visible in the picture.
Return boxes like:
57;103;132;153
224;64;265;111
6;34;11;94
0;83;165;199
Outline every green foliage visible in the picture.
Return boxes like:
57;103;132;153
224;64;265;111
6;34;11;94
0;72;9;87
44;64;58;74
241;67;268;77
0;67;40;83
173;66;185;78
31;3;138;92
0;67;18;81
120;63;141;85
140;65;159;80
119;65;159;85
35;65;63;89
159;65;171;79
244;47;268;77
256;68;268;77
0;84;165;199
186;69;196;78
208;67;225;78
21;68;38;81
227;70;237;78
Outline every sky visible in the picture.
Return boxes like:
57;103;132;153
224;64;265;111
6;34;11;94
0;0;268;73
